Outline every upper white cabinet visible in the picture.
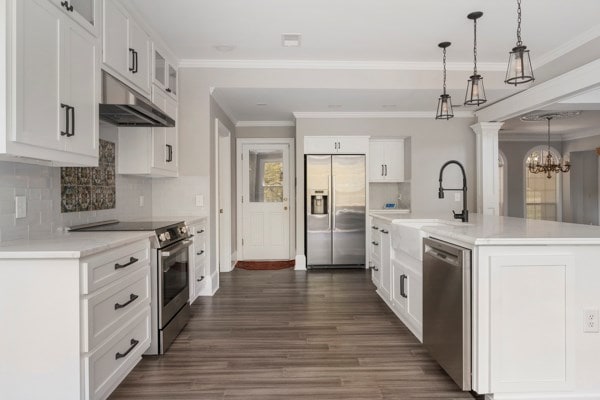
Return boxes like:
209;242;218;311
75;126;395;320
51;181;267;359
117;88;178;177
153;45;178;99
369;139;405;182
102;0;151;96
0;0;99;166
304;136;369;154
49;0;101;36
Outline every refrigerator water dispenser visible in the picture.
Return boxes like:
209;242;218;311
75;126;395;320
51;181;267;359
310;190;329;215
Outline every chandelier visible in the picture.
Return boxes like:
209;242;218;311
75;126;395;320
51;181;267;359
527;116;570;179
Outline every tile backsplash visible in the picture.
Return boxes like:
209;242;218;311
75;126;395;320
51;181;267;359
369;182;411;210
61;139;116;212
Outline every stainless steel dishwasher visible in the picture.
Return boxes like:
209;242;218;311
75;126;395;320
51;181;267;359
423;237;472;391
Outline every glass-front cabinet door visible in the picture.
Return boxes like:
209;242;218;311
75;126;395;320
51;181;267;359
52;0;99;36
154;49;167;88
167;64;177;97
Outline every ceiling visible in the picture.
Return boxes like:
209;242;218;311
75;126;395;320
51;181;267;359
127;0;600;134
128;0;600;65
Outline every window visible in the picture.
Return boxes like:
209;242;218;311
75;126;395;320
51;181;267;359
524;147;560;221
248;149;284;202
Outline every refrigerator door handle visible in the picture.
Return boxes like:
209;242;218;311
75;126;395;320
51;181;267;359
331;174;336;257
327;174;332;231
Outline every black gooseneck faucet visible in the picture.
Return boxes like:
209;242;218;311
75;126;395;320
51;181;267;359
438;160;469;223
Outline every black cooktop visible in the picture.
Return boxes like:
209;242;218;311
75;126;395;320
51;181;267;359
71;220;183;232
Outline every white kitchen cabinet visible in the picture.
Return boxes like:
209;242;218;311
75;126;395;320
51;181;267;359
50;0;100;36
370;217;392;302
117;87;178;177
369;139;405;182
391;256;422;340
102;0;151;96
1;0;99;166
0;238;152;400
304;136;369;154
153;45;178;99
190;220;209;302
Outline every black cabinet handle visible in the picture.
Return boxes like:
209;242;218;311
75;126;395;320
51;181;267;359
60;1;73;11
166;88;172;93
371;241;379;246
114;294;139;310
166;144;173;162
380;229;389;234
371;226;379;230
60;103;70;136
129;48;135;72
70;106;75;137
115;338;139;360
400;274;408;298
196;229;204;234
196;250;204;256
197;276;205;282
115;257;138;270
133;50;138;73
385;164;388;176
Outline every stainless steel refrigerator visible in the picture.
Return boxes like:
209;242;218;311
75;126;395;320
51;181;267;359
306;154;366;267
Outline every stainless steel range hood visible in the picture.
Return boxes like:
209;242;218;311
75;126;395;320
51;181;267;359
99;71;175;127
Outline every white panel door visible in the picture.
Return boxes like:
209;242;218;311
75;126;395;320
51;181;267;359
128;19;150;93
241;143;290;260
14;0;62;150
62;21;98;156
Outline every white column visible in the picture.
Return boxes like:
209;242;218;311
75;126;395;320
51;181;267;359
471;122;504;215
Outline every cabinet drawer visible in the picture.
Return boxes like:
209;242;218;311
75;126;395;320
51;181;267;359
82;266;151;352
84;308;150;400
193;240;206;266
192;223;206;237
81;240;151;294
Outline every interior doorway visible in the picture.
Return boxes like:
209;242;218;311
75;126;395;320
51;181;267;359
216;119;233;272
237;138;295;261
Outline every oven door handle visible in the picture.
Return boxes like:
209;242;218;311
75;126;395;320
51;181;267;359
160;240;193;258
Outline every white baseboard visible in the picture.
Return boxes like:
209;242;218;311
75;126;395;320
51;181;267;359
210;270;219;295
486;393;600;400
231;251;238;266
294;254;306;271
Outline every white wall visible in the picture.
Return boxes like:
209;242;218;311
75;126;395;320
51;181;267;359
235;125;295;139
295;117;477;256
0;124;153;242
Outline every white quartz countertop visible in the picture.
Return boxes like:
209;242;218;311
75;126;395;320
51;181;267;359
0;231;154;259
132;215;208;226
371;211;600;245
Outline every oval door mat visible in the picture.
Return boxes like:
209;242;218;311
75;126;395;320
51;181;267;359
235;260;295;270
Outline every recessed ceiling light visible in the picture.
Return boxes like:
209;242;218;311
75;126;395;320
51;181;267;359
256;103;268;106
328;104;342;109
213;45;236;52
282;33;301;47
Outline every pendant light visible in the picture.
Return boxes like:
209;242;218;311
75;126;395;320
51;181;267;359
436;42;454;120
464;12;486;106
505;0;534;85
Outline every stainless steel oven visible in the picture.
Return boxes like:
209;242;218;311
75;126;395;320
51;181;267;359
157;238;192;351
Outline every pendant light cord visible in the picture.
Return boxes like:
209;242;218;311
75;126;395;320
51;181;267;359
473;17;478;75
546;117;551;154
516;0;523;46
442;47;447;95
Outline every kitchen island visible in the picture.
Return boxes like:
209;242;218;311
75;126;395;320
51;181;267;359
369;211;600;400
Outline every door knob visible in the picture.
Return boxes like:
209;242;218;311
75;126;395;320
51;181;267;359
219;209;223;214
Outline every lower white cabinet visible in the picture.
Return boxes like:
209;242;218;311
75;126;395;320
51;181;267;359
370;217;392;302
0;238;152;400
190;218;209;301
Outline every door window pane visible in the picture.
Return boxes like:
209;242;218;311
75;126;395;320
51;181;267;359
249;150;283;202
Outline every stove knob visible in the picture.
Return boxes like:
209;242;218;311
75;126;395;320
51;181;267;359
165;232;171;240
159;233;166;242
180;226;187;234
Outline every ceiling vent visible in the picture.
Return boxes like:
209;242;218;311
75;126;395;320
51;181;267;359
282;33;301;47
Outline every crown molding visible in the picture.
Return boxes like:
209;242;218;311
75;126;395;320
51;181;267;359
236;120;296;127
499;133;563;142
534;23;600;69
293;111;474;119
561;129;600;142
179;59;506;71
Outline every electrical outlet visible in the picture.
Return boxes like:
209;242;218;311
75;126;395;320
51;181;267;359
15;196;26;219
139;195;144;207
584;309;599;333
454;193;461;202
195;195;204;207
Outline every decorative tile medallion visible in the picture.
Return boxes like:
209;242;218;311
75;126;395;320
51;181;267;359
61;139;116;213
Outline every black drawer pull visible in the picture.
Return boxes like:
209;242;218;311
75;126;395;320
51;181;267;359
380;229;389;234
371;241;379;246
115;338;139;360
371;226;379;230
114;294;139;310
400;274;408;298
196;229;204;234
114;257;138;270
197;276;205;282
166;88;172;93
196;250;204;256
129;48;135;72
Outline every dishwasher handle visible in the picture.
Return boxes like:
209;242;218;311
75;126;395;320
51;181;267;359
424;244;460;266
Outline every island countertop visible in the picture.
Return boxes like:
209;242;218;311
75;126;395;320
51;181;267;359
370;211;600;246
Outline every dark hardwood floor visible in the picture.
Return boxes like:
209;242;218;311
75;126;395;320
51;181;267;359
110;268;477;400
